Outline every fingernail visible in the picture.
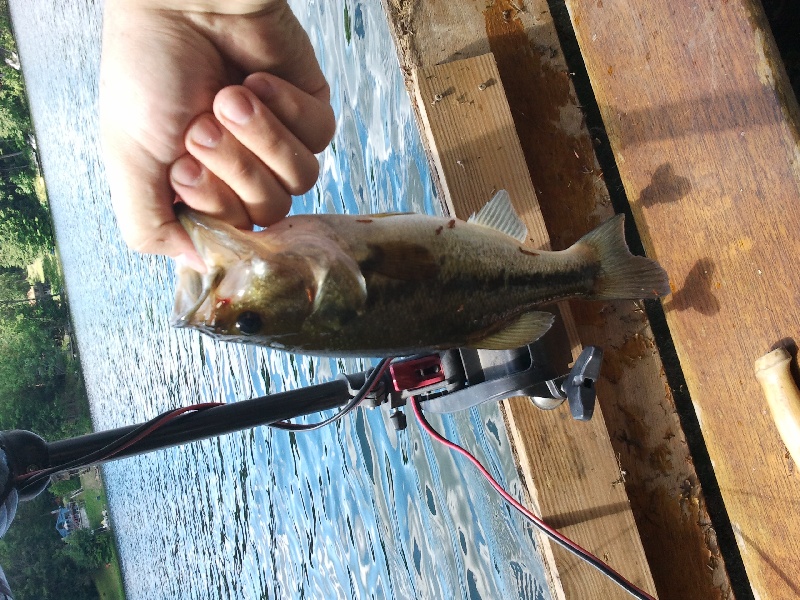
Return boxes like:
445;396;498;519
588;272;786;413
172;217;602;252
245;76;274;103
219;89;254;125
171;156;202;186
189;116;222;148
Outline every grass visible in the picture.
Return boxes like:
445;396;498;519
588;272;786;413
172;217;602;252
92;540;126;600
80;469;127;599
33;174;48;205
25;248;64;300
26;255;45;283
41;249;63;292
83;487;106;529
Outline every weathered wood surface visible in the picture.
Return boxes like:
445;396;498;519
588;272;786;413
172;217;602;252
414;51;656;600
382;1;733;599
562;1;800;599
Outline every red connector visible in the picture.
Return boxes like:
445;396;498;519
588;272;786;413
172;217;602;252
390;355;445;392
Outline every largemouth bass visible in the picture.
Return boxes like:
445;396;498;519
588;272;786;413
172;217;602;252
172;191;669;356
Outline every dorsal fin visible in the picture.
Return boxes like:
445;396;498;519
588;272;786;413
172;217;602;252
467;190;528;243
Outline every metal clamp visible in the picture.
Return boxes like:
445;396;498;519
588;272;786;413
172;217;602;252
413;345;603;421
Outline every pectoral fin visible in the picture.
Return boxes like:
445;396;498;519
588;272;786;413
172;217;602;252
469;311;555;350
293;234;368;331
311;264;366;330
359;242;439;281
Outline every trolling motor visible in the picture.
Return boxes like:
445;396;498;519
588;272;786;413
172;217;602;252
0;340;602;505
0;340;601;598
357;344;601;430
0;342;664;600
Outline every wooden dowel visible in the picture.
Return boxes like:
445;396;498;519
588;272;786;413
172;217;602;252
754;348;800;466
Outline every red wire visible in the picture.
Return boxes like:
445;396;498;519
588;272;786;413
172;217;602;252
15;402;225;482
102;402;226;460
409;396;656;600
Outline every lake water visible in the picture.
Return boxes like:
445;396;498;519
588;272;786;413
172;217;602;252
9;1;551;598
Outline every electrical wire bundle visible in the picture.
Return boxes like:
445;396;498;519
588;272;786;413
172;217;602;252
14;402;226;497
270;357;393;431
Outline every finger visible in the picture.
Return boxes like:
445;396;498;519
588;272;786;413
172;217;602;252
170;154;253;229
243;72;336;154
184;113;295;226
213;86;321;194
102;134;206;269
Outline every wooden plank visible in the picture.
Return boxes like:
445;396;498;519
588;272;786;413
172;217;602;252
414;52;656;600
562;1;800;599
382;2;734;599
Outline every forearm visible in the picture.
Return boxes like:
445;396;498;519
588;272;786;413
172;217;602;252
103;0;286;15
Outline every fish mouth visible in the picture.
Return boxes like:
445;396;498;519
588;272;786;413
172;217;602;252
170;205;251;329
170;264;219;328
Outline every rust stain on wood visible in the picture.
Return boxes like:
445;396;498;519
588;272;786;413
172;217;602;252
484;1;604;249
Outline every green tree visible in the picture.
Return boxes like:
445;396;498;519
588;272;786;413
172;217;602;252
63;529;112;570
0;0;52;269
0;167;53;268
0;0;31;144
0;267;28;304
48;477;82;500
0;308;63;396
0;493;98;600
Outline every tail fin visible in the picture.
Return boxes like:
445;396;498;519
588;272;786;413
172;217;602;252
577;214;670;300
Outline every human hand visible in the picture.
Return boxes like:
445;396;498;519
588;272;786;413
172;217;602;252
99;0;335;269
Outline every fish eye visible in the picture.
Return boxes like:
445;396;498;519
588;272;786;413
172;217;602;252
235;311;262;335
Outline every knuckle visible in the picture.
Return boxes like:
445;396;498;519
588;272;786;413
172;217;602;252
286;158;320;195
127;230;164;255
281;95;303;124
308;108;337;154
258;124;288;157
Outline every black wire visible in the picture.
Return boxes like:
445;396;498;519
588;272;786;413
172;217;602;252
16;404;219;495
269;357;393;431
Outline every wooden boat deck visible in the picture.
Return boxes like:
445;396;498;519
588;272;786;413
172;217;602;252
382;1;800;598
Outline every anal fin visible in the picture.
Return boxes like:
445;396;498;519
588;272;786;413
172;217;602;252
469;311;555;350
